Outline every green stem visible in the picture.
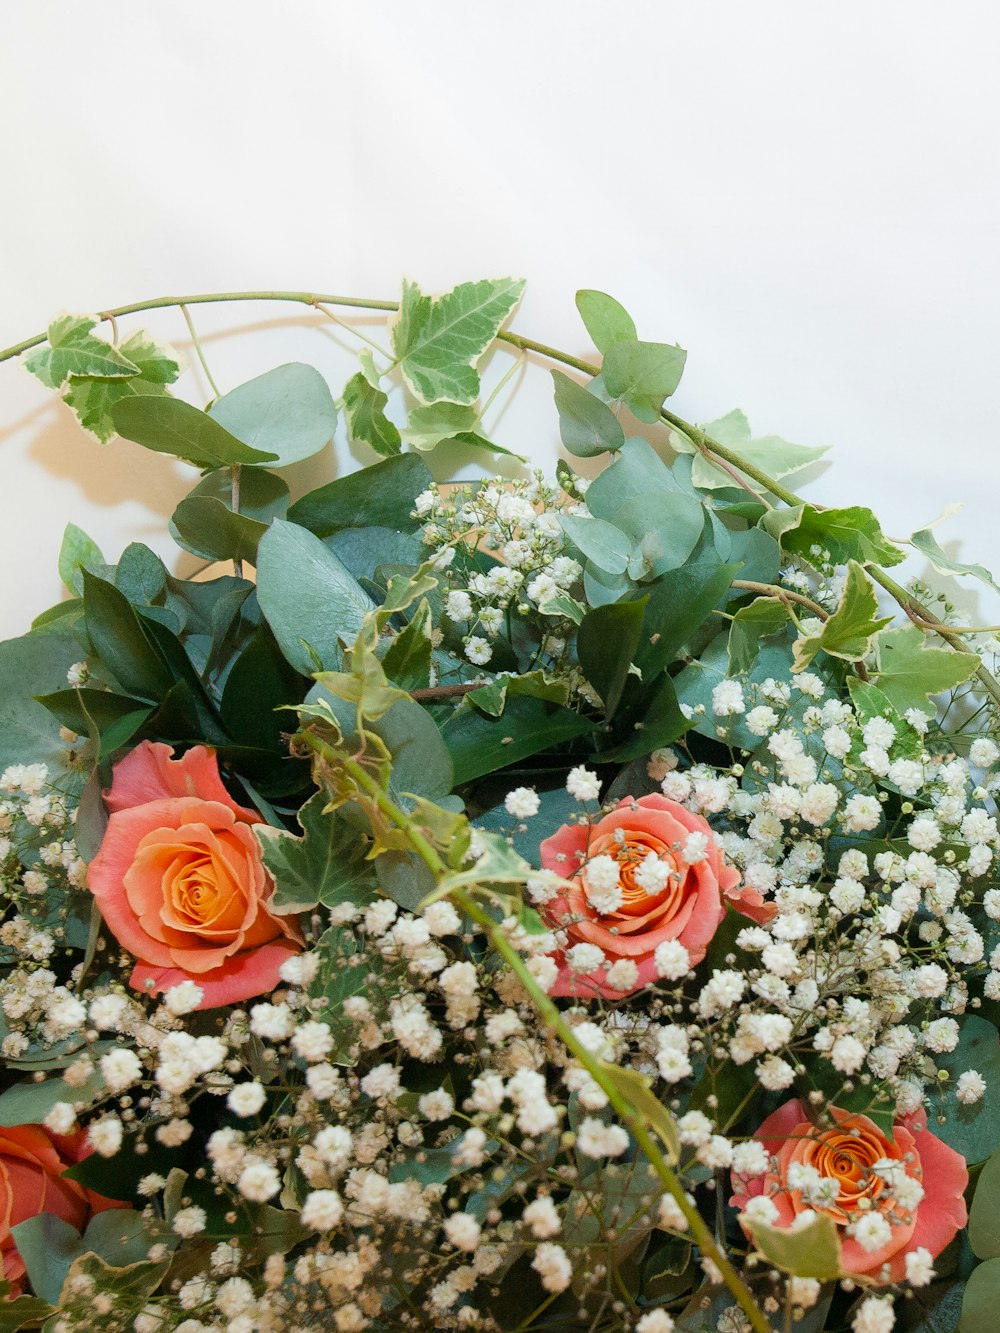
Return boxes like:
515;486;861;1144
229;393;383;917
4;285;998;706
296;731;771;1333
179;303;221;399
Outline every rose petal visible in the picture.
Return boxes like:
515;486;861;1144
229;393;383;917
104;741;261;823
130;938;303;1009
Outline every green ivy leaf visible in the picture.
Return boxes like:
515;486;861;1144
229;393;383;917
793;560;891;671
550;370;625;457
911;524;1000;597
257;791;378;916
575;289;637;353
256;520;375;675
381;600;433;691
342;370;401;457
61;329;181;443
402;401;478;451
728;597;790;676
747;1213;842;1280
873;625;980;717
0;1289;55;1330
391;277;525;405
559;513;632;576
602;338;686;422
22;315;139;388
112;395;279;468
762;503;904;569
208;362;337;467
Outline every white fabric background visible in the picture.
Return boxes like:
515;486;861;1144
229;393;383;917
3;2;1000;641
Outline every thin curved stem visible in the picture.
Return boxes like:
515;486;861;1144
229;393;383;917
3;285;998;705
179;303;221;399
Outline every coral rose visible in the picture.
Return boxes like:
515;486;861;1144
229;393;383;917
89;741;302;1009
0;1125;122;1295
538;794;773;999
731;1098;968;1281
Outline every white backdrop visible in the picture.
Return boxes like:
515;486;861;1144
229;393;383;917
3;1;1000;641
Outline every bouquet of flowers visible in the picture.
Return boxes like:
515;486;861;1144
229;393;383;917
1;277;999;1333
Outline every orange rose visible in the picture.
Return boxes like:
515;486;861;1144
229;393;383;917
538;794;774;999
88;742;302;1009
0;1125;122;1295
731;1099;968;1281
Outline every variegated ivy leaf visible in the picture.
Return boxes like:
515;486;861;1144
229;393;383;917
391;277;525;405
22;314;140;389
342;371;401;457
911;523;1000;597
62;329;182;443
763;503;904;569
792;560;890;671
671;408;829;491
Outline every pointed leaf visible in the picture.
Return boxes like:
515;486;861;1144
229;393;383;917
288;453;432;537
257;791;377;916
402;401;477;450
793;561;891;671
911;525;1000;597
728;597;791;676
559;513;632;576
578;596;648;717
874;625;979;716
112;395;278;468
747;1213;843;1280
61;329;181;443
762;504;904;569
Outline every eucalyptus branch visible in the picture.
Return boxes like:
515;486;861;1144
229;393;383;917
295;727;772;1333
3;285;997;707
408;682;481;702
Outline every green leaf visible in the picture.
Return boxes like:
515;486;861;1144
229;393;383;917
9;1214;84;1305
220;625;305;750
960;1258;1000;1333
746;1213;842;1281
577;596;648;717
559;513;632;576
675;409;829;492
847;679;923;760
575;289;637;352
762;503;904;569
0;633;92;783
911;525;1000;598
443;694;596;786
536;589;586;624
0;1065;105;1126
933;1016;1000;1164
599;1064;680;1162
208;362;337;467
22;315;139;388
288;453;432;537
728;598;791;676
424;830;532;906
58;523;105;595
874;625;980;717
36;688;153;759
550;370;625;457
793;560;891;671
168;465;288;562
256;520;376;675
468;669;570;718
402;401;477;451
381;600;433;691
599;675;689;762
0;1291;55;1330
111;395;278;468
392;276;526;405
970;1146;1000;1258
82;571;173;700
602;338;687;422
257;791;377;916
446;430;526;461
342;371;401;457
61;329;181;443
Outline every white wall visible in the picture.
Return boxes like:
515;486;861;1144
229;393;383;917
3;1;1000;641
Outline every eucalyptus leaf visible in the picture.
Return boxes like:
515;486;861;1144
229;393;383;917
602;338;686;422
932;1016;1000;1164
577;596;648;717
551;369;625;457
559;513;632;576
288;453;432;537
575;289;637;352
58;523;105;595
960;1257;1000;1333
969;1146;1000;1258
256;520;375;675
208;362;336;467
112;395;278;468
